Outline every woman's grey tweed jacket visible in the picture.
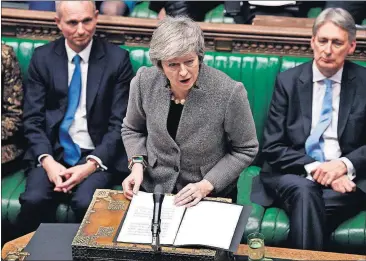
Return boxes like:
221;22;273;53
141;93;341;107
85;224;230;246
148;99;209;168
122;64;259;196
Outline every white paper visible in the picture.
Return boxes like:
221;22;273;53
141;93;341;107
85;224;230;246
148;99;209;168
116;191;185;245
173;201;243;250
249;1;296;6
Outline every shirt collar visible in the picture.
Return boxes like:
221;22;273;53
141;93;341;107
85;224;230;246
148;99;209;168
65;39;93;63
312;61;343;84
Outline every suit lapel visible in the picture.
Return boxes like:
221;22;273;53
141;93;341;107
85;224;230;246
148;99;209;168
297;62;313;138
175;64;206;142
152;76;175;145
86;38;106;114
53;38;69;119
338;61;356;139
176;86;205;142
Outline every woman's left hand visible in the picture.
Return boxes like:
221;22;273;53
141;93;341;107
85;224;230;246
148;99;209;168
174;179;214;208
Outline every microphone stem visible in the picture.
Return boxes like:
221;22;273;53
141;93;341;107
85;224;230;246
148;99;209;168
152;235;161;252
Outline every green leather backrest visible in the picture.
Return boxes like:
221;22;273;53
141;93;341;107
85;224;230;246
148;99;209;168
122;46;153;73
2;38;49;81
203;53;280;145
280;56;311;71
204;4;234;24
2;37;365;148
129;1;157;19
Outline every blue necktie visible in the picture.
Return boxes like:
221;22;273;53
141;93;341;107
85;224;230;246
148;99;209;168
305;79;333;162
59;55;82;166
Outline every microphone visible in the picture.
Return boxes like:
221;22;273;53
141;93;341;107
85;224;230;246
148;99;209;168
151;184;164;252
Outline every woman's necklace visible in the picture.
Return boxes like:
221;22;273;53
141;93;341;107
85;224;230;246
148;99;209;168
170;93;186;105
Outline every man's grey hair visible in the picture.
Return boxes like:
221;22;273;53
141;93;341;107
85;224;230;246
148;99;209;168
55;1;96;17
149;16;205;68
313;8;356;42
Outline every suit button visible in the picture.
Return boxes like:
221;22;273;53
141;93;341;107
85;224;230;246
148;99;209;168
174;166;179;172
173;148;179;153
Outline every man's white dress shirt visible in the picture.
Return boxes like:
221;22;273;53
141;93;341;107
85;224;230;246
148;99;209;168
304;62;355;181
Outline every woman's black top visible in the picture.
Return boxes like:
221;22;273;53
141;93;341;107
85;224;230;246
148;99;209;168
167;101;184;140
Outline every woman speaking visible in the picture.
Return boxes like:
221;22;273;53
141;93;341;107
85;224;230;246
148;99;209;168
121;16;258;207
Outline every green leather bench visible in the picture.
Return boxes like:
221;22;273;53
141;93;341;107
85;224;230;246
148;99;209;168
2;37;365;253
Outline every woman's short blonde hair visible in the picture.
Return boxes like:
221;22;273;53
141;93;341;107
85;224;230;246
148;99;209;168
149;16;205;68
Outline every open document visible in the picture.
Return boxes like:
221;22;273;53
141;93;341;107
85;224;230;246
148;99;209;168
116;191;185;245
115;191;252;252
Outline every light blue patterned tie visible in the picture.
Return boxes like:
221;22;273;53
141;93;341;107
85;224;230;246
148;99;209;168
59;55;82;166
305;79;333;162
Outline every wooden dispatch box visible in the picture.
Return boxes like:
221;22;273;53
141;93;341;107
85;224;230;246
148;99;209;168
71;189;222;261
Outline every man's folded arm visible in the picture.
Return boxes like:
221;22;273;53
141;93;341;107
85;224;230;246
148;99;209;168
23;49;53;162
89;52;134;169
262;75;315;173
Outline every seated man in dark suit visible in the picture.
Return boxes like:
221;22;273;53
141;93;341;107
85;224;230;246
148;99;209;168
251;8;366;251
18;0;133;235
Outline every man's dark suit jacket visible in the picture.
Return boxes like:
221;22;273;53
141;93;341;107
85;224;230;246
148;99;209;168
251;60;366;206
23;37;134;173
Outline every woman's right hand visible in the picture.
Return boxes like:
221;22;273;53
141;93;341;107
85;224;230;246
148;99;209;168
122;163;144;200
